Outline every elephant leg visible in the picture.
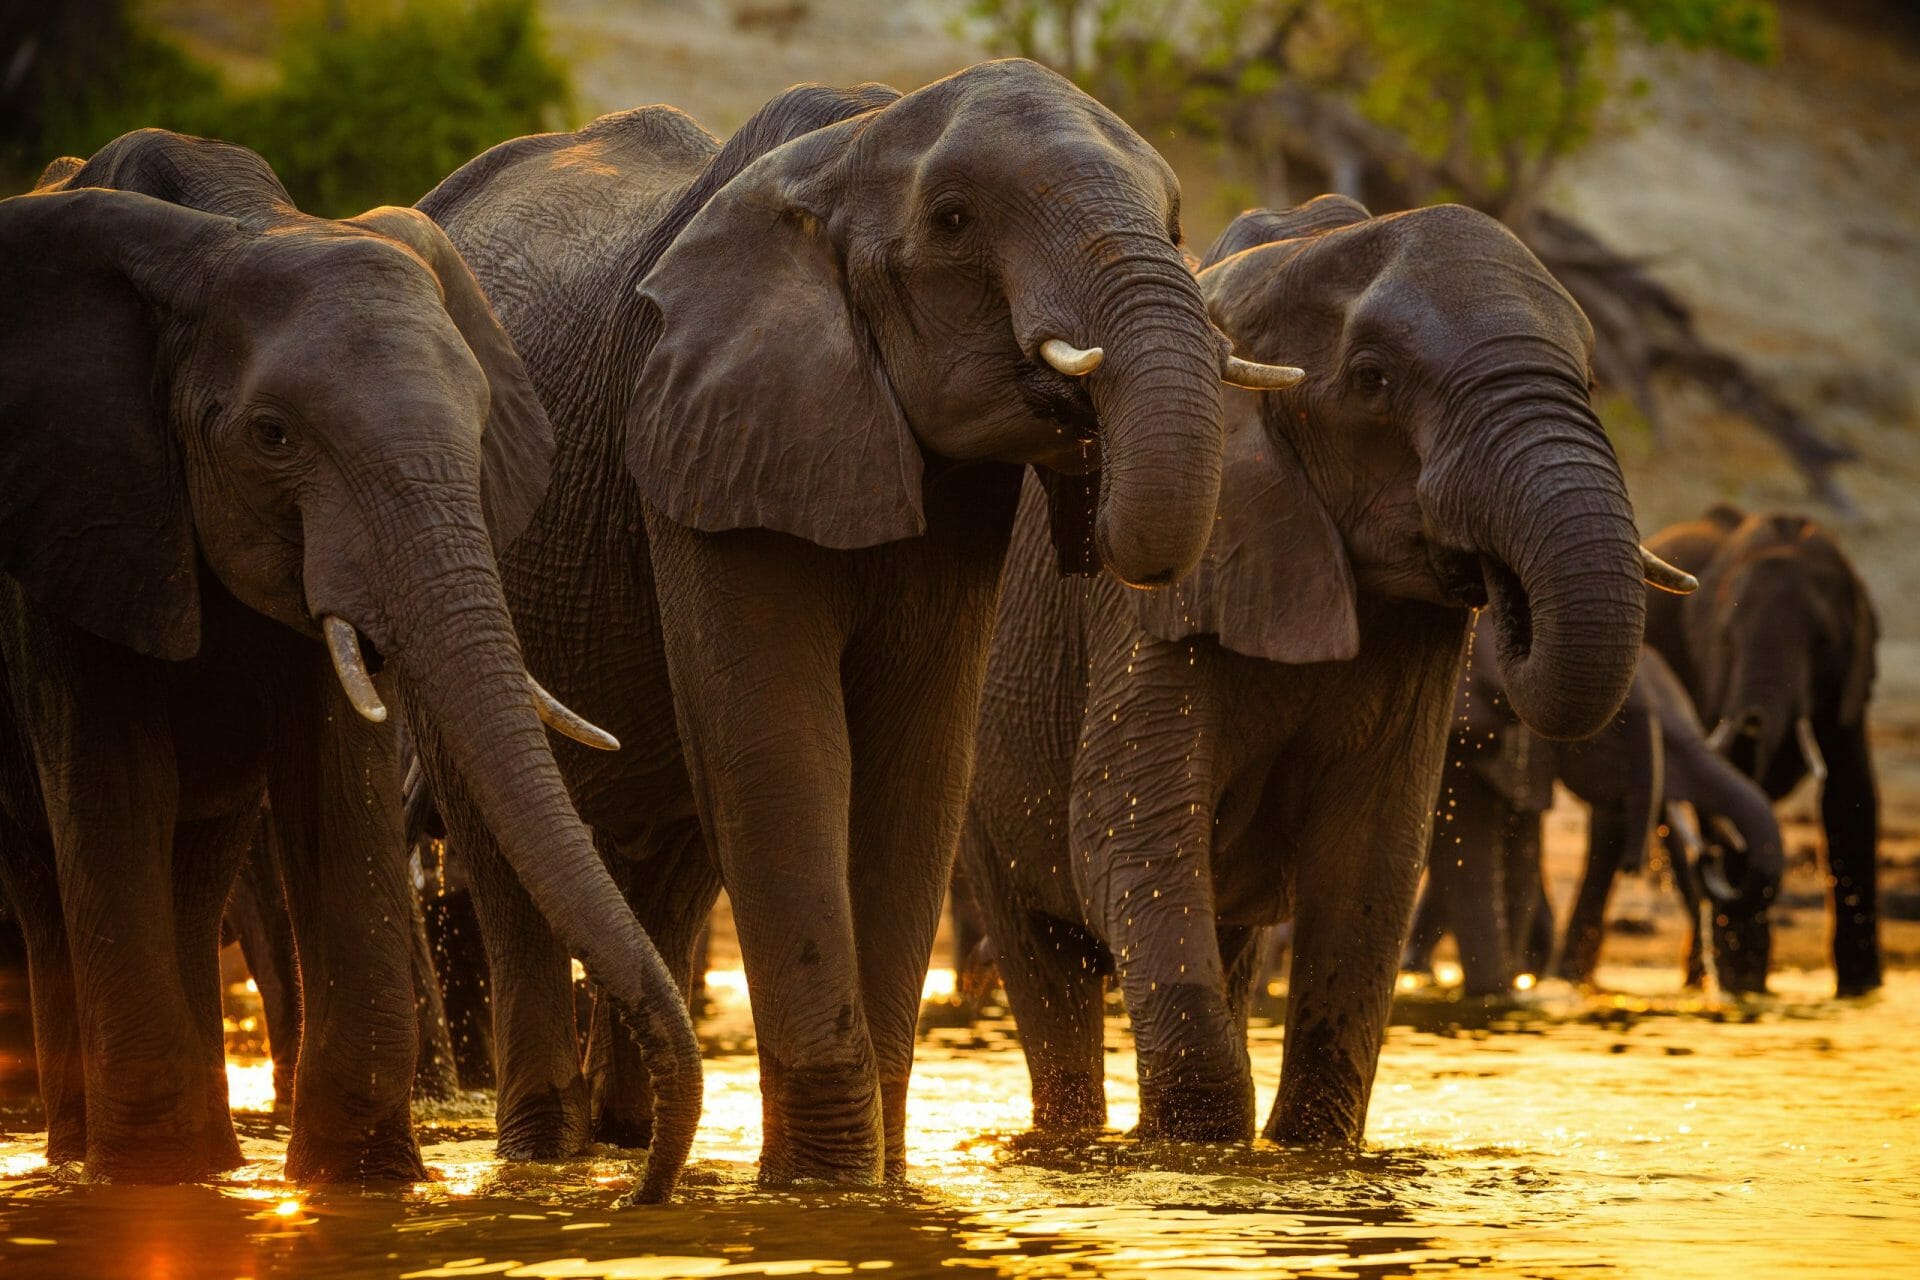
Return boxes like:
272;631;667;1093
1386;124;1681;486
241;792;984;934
23;654;214;1181
448;814;586;1158
422;885;493;1088
963;816;1109;1133
1819;720;1880;996
650;523;886;1185
409;883;461;1103
1554;805;1630;986
171;810;260;1173
1401;875;1446;975
1218;924;1261;1036
1524;879;1555;978
269;669;425;1182
1266;651;1455;1147
587;829;720;1150
1425;775;1512;996
0;816;86;1163
1667;828;1709;989
844;630;998;1178
227;834;301;1114
1501;809;1545;981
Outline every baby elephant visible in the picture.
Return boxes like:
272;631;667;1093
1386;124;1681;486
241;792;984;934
1406;615;1784;996
963;196;1692;1145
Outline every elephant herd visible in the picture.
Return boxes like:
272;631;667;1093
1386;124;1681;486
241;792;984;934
0;59;1880;1203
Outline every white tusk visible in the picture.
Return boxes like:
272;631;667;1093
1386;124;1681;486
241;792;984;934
1642;546;1698;594
323;616;388;724
1708;814;1749;854
1795;716;1827;783
530;676;620;752
1666;802;1705;856
1705;718;1735;753
1222;354;1306;390
1040;338;1103;377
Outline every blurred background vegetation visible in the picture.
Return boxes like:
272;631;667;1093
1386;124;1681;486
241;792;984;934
0;0;572;214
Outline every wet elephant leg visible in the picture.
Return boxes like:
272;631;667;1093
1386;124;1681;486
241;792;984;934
270;668;426;1182
963;816;1109;1133
1818;720;1880;995
649;522;881;1185
844;621;1000;1178
1401;876;1447;975
1425;771;1513;996
1667;827;1710;989
422;884;492;1088
409;884;461;1103
227;833;301;1114
448;815;586;1158
1501;809;1545;982
0;816;86;1163
172;809;261;1171
1219;924;1260;1036
1524;879;1556;978
588;827;720;1150
1267;636;1457;1147
1555;805;1631;985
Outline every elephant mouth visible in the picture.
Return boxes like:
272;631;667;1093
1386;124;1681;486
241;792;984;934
1018;363;1101;444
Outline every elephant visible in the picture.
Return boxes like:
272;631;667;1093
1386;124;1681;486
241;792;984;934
413;61;1291;1184
1405;615;1784;996
1643;505;1881;994
0;129;700;1196
960;195;1693;1145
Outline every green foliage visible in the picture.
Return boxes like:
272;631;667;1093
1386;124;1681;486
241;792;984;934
964;0;1777;216
6;0;572;216
243;0;573;215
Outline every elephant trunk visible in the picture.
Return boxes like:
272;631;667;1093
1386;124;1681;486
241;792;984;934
1080;244;1226;587
1435;378;1646;741
318;484;701;1203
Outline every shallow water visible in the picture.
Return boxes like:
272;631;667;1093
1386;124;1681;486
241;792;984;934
2;966;1916;1278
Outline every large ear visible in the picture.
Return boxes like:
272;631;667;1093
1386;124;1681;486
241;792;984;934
1133;388;1357;663
0;188;238;661
347;205;555;551
628;124;923;549
1200;195;1371;269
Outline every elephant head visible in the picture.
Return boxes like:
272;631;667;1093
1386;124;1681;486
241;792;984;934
629;60;1291;586
0;131;699;1199
1138;196;1694;740
1691;510;1876;785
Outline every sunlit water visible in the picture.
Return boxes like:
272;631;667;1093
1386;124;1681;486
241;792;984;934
2;966;1916;1277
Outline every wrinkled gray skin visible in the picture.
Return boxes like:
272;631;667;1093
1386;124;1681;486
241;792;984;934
0;130;697;1194
1645;505;1881;994
1406;617;1784;996
962;196;1654;1144
417;61;1229;1183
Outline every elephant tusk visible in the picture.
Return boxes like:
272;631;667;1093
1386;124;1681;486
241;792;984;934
1795;716;1828;783
323;616;388;724
1222;354;1305;390
1708;814;1749;854
1039;338;1103;377
1704;718;1736;753
1666;802;1705;856
1641;546;1698;594
402;756;421;801
530;676;621;752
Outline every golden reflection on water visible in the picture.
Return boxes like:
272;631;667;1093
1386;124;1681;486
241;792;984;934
1;966;1916;1278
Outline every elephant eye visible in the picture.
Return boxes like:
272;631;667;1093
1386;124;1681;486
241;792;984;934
1349;366;1389;396
251;416;291;451
932;203;971;234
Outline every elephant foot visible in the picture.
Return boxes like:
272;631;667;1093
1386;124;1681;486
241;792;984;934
757;1061;885;1186
286;1112;428;1183
590;1109;654;1152
1135;1079;1255;1143
82;1126;244;1184
1031;1067;1107;1132
494;1080;592;1161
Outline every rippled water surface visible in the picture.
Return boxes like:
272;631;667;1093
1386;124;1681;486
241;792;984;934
2;966;1916;1278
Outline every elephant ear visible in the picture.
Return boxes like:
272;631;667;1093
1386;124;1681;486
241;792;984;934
628;124;921;549
1200;195;1371;269
0;187;238;661
348;205;555;551
1134;388;1357;663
